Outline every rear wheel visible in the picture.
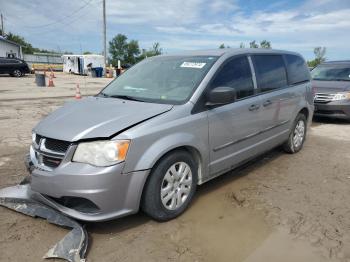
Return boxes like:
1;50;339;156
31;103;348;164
283;113;307;153
141;150;197;221
12;69;23;77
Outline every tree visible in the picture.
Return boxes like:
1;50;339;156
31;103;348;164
150;42;162;56
138;42;163;60
239;40;272;49
218;43;230;49
249;40;259;48
2;31;56;54
308;47;326;67
260;40;271;49
126;40;140;64
83;51;92;55
109;34;128;65
6;32;37;54
109;34;141;65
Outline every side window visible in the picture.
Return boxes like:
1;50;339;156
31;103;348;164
1;59;13;64
253;55;287;92
285;54;310;85
210;56;254;100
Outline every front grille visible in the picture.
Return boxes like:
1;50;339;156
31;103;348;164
45;138;71;153
42;155;62;168
31;134;71;171
314;93;336;103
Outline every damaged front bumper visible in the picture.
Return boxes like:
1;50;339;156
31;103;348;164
25;151;150;222
0;182;88;262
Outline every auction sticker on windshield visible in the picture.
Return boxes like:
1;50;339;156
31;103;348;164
180;62;206;69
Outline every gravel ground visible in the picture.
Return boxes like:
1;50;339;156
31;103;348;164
0;73;349;262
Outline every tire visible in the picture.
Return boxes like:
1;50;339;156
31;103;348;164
141;150;198;221
283;113;307;154
12;69;23;77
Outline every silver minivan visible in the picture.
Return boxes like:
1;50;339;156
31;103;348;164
26;49;314;221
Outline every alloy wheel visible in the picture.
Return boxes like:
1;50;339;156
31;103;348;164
160;162;192;210
13;70;22;77
293;120;305;148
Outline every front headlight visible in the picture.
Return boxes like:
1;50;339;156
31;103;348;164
333;92;350;101
73;140;130;167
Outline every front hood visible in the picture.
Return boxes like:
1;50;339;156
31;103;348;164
312;80;350;93
34;97;173;142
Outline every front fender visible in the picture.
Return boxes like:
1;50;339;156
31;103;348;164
123;132;209;183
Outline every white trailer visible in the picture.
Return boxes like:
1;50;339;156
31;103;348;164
62;54;105;75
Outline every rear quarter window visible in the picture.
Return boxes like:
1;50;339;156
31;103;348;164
252;55;288;92
285;54;310;85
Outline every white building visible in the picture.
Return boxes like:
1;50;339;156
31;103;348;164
0;36;22;58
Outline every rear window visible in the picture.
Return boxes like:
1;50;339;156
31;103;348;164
285;54;310;84
253;55;288;92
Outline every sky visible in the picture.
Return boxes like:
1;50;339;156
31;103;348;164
0;0;349;60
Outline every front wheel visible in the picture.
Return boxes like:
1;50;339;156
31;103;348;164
141;150;198;221
12;69;23;77
283;113;307;153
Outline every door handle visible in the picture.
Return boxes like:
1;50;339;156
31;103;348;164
263;100;272;107
249;104;260;111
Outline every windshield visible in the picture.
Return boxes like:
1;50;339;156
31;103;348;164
311;65;350;81
100;56;218;104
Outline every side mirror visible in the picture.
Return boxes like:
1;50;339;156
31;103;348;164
206;86;236;106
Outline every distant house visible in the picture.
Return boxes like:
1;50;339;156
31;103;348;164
0;36;22;58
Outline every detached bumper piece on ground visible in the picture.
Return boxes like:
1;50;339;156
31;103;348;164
0;181;88;262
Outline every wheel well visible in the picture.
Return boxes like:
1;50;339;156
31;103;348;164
299;107;309;120
150;146;203;183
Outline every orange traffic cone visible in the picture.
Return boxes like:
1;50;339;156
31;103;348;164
48;73;55;87
75;84;82;99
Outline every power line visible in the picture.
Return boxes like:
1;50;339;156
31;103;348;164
24;0;94;29
5;2;97;37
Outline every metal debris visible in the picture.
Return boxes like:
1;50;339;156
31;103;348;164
0;182;88;262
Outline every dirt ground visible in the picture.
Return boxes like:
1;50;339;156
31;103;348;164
0;73;350;262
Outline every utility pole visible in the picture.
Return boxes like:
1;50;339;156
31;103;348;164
1;14;4;36
102;0;107;75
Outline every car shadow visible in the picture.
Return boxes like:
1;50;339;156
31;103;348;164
0;75;31;78
85;146;284;240
313;116;349;125
193;147;283;201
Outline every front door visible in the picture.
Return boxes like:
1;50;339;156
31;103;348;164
207;56;263;176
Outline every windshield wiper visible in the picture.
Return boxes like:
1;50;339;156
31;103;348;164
107;94;146;102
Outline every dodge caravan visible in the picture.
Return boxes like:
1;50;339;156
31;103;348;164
25;49;314;221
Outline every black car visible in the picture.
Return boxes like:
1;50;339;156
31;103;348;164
0;57;30;77
312;61;350;120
